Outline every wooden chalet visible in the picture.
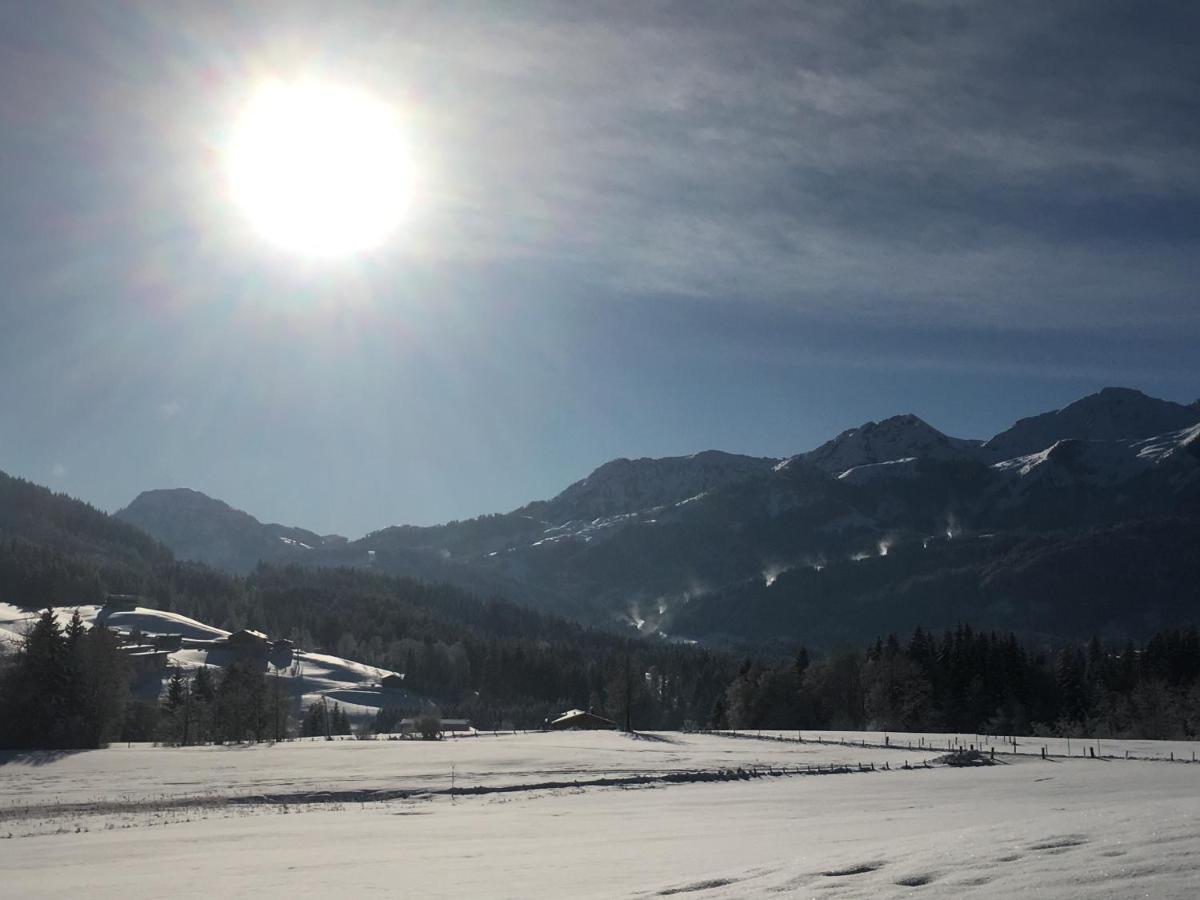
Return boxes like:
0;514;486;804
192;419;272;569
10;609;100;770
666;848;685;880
226;628;270;655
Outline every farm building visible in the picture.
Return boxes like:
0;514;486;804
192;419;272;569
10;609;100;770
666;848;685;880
124;648;170;677
151;633;183;652
549;709;617;730
226;629;270;655
100;594;140;614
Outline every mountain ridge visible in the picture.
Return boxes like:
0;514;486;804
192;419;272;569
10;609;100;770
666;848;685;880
799;413;982;475
984;387;1199;460
110;385;1200;644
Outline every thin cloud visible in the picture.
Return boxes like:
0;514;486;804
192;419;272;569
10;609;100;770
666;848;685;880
274;0;1188;337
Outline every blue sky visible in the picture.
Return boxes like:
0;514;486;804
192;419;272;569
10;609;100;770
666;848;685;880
1;1;1197;536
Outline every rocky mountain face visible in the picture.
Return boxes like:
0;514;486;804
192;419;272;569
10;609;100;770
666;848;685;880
519;450;777;523
117;387;1200;646
983;387;1199;459
799;414;982;474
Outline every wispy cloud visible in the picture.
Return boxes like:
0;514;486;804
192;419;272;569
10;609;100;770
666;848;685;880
368;0;1200;329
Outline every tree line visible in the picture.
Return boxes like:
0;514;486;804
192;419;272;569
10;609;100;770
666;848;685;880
0;609;128;748
717;624;1200;740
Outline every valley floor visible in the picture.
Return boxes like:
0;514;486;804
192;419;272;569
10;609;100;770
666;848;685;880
1;731;1198;898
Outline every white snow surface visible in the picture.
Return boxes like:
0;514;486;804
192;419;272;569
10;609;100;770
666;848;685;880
0;603;104;636
0;602;227;641
836;456;920;484
102;608;230;640
2;730;1199;898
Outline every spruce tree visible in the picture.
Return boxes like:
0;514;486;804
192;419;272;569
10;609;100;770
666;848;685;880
192;665;215;702
165;667;187;712
24;609;71;747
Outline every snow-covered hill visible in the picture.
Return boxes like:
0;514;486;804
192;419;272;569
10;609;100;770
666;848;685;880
0;603;408;722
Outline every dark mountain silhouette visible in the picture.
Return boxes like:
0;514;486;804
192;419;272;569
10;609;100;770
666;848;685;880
117;488;341;575
113;387;1200;646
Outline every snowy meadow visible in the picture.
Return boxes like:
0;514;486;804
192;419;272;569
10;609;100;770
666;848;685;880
2;730;1198;898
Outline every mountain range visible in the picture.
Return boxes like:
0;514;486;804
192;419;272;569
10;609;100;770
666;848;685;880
111;386;1200;647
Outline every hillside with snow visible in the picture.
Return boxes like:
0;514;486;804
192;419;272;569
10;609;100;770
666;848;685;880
0;602;410;723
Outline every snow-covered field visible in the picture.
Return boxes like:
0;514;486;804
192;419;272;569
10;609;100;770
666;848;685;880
2;731;1199;898
0;731;902;810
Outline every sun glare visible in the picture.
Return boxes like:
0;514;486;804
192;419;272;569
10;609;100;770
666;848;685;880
227;79;411;258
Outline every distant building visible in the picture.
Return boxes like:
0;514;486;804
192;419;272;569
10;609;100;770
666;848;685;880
124;648;170;676
549;709;617;730
226;629;270;655
101;594;140;613
380;673;405;690
151;634;183;652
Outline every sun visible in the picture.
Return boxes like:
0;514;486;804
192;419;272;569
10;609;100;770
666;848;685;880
226;79;411;258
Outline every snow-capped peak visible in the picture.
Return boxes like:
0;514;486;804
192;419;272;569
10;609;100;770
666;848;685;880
802;414;981;475
984;387;1200;460
991;422;1200;487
